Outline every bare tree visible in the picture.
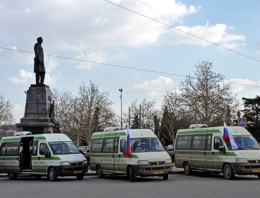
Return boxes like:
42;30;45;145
0;93;14;125
178;61;239;126
53;81;116;145
52;89;77;140
124;99;159;129
161;90;191;142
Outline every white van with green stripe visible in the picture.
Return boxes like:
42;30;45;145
0;133;88;181
175;125;260;180
89;129;173;182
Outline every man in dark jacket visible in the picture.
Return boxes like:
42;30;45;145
34;37;45;85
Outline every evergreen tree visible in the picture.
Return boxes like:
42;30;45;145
131;114;140;129
242;96;260;141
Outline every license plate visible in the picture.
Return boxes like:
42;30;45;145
74;170;82;174
252;169;260;173
153;170;164;175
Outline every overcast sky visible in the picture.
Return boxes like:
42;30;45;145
1;0;260;124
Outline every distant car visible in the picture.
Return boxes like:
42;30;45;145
78;146;90;165
78;146;89;153
167;144;174;151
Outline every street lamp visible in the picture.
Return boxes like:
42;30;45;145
119;88;123;129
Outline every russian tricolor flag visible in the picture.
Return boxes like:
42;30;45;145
223;122;242;149
123;126;131;157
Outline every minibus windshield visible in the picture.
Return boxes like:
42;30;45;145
131;138;165;153
49;141;80;155
233;136;260;150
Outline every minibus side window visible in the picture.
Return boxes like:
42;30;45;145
192;135;206;150
120;139;126;152
176;135;192;150
32;141;38;156
213;137;223;150
113;137;119;153
39;143;49;155
6;142;19;156
90;139;103;153
0;143;7;156
206;135;212;150
103;138;114;153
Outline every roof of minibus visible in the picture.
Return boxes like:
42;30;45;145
92;128;156;139
177;126;251;136
1;133;71;142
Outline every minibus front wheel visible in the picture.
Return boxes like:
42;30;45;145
8;173;17;180
97;165;105;178
223;164;235;180
163;174;169;180
128;166;136;182
48;167;58;181
183;162;192;175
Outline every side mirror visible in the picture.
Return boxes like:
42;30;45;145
219;146;226;153
45;150;51;158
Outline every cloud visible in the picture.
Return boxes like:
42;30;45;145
224;78;256;93
75;50;125;69
8;69;60;85
159;21;245;49
12;103;24;123
76;51;110;69
0;0;201;52
8;69;34;84
46;58;58;72
133;76;173;96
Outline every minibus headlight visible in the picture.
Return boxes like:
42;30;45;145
235;158;248;163
165;158;172;164
82;160;88;165
137;160;149;165
60;161;70;166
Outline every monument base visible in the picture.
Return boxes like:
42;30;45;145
16;84;56;134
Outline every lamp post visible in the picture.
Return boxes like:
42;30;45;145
119;88;123;129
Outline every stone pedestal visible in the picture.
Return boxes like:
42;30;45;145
16;84;55;134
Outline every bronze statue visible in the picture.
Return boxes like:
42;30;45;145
34;37;45;85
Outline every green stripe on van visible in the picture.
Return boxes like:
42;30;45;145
92;132;127;138
177;129;221;135
90;153;139;159
2;138;21;142
31;156;61;160
175;150;237;156
34;136;46;140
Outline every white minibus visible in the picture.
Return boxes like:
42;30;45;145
89;128;173;182
0;133;88;181
175;125;260;180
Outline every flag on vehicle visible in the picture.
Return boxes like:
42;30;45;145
123;126;131;157
223;122;242;149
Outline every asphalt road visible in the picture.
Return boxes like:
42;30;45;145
1;172;260;198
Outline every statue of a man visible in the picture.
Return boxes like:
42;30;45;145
34;37;45;85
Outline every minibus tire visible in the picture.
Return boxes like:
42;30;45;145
97;165;105;178
128;166;135;182
223;164;234;180
48;167;58;181
163;174;169;180
183;162;192;175
8;173;17;180
76;174;84;180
